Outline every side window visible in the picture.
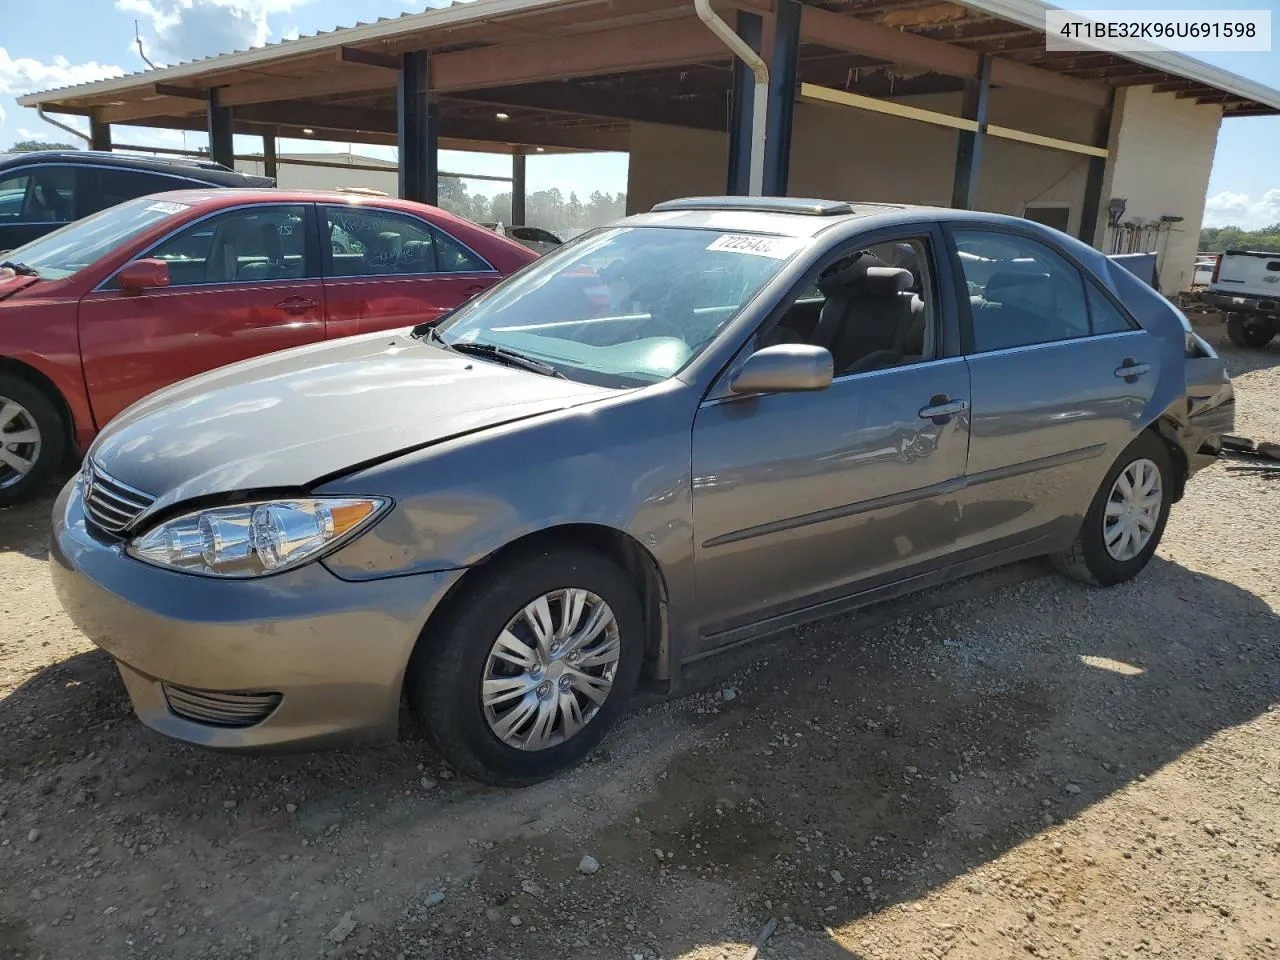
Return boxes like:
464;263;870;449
0;172;30;222
323;206;440;277
762;237;936;377
87;168;191;215
127;204;311;287
6;167;76;224
433;227;492;273
952;230;1090;353
1086;284;1138;335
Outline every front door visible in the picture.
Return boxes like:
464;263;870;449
691;231;971;647
320;205;502;339
945;226;1163;554
0;164;78;253
78;202;325;426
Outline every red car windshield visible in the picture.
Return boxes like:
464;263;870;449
5;196;190;280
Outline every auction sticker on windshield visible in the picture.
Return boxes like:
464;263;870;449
706;234;804;259
146;201;189;215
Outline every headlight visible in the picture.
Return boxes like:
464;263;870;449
127;497;389;578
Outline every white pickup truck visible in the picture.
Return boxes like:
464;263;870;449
1208;249;1280;348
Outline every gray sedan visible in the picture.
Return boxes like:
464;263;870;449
51;197;1235;785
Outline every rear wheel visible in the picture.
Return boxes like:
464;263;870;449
1052;431;1173;587
1226;314;1276;348
0;376;65;507
406;546;644;786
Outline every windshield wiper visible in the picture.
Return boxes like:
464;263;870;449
0;261;40;278
449;341;566;379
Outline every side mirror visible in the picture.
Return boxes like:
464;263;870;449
729;343;833;395
118;258;170;294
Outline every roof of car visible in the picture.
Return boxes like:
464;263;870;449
0;149;274;186
623;197;1079;240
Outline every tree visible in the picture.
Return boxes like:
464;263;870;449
7;140;79;153
1200;223;1280;253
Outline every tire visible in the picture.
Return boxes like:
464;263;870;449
406;545;645;786
1051;431;1174;587
1226;314;1276;349
0;375;66;507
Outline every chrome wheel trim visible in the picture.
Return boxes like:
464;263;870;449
481;588;621;752
1103;457;1162;563
0;397;42;491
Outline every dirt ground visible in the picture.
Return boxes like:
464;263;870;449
1;315;1278;960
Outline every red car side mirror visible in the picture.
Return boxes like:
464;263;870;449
119;258;171;294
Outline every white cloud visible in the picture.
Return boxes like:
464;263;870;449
118;0;314;65
1204;188;1280;230
0;48;125;97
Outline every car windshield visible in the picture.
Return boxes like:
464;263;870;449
2;196;190;280
435;226;801;386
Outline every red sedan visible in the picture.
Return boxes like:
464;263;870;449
0;189;537;504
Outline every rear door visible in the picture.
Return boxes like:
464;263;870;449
319;204;502;339
945;225;1161;555
77;202;325;426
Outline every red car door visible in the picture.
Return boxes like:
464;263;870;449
78;202;325;427
319;204;502;338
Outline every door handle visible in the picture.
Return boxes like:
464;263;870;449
275;296;319;315
919;395;968;423
462;284;487;298
1114;358;1150;380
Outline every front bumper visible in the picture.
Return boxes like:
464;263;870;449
49;479;464;751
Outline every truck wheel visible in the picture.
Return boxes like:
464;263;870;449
0;375;66;507
1226;314;1276;348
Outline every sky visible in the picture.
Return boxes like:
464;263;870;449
0;0;1277;225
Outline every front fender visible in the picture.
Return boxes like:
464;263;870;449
318;381;697;581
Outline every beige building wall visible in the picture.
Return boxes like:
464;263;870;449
629;87;1104;233
236;153;399;194
1097;86;1223;295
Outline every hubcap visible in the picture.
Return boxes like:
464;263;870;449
0;398;41;491
481;589;621;751
1103;458;1162;562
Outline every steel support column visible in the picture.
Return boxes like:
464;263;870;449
89;112;112;152
262;129;278;181
398;51;438;205
207;88;234;169
763;0;800;196
951;54;991;210
511;152;526;226
1078;88;1116;247
725;11;762;196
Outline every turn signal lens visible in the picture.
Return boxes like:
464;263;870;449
129;497;388;578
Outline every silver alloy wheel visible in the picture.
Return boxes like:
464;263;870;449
0;398;42;491
1103;457;1162;562
481;588;621;751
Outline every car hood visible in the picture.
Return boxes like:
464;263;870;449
90;330;616;510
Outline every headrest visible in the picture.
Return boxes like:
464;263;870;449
257;222;283;261
819;253;912;296
984;270;1050;302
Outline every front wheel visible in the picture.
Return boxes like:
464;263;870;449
0;376;66;507
1052;431;1173;587
1226;314;1276;348
406;546;645;786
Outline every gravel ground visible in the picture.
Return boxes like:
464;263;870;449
1;314;1277;960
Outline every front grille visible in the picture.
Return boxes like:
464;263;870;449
163;684;282;728
81;460;155;533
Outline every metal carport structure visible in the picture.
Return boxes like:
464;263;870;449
17;0;1280;243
